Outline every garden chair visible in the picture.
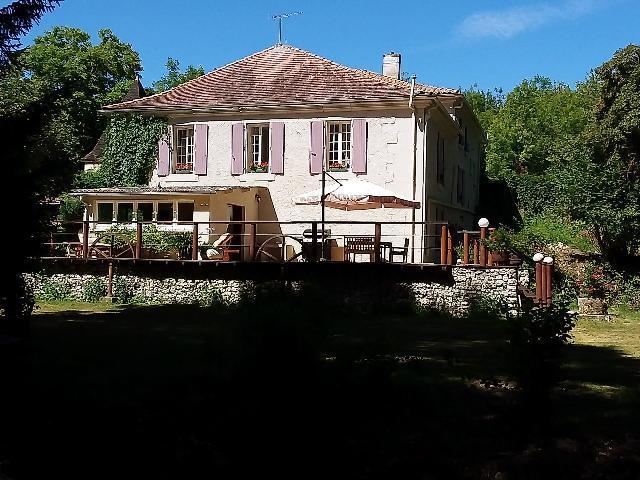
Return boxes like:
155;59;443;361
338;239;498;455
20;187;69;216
389;238;409;263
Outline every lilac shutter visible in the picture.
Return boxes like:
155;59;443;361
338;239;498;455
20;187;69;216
351;119;367;174
309;120;323;174
194;124;208;175
231;123;244;175
270;122;284;174
157;134;170;177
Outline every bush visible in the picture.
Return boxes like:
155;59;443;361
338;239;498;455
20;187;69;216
0;275;35;320
73;168;107;189
39;279;72;301
101;224;192;257
112;276;133;304
58;194;85;222
82;277;106;302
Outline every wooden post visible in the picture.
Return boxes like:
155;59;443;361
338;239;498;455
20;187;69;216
540;263;547;307
440;225;447;265
473;239;479;264
479;226;487;266
463;232;470;265
545;261;553;306
447;228;454;265
192;222;199;260
374;223;382;263
311;221;318;262
535;261;543;304
248;223;257;261
107;262;114;298
135;221;142;259
82;219;89;259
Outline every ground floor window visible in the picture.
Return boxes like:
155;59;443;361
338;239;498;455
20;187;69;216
157;202;174;222
137;202;153;222
97;203;114;223
177;202;194;222
116;202;135;222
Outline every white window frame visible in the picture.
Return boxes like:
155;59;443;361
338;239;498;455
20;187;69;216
245;123;270;173
135;201;154;222
173;126;195;174
326;121;352;172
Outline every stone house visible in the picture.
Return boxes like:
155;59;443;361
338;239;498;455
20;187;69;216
75;44;485;262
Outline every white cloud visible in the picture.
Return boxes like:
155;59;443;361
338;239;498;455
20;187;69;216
456;0;602;40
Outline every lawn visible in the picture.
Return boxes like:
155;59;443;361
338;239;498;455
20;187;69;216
1;296;639;479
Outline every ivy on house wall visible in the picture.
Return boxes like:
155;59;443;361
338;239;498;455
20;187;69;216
99;114;167;186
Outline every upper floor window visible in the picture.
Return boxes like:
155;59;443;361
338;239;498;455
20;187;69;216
174;126;194;174
247;124;270;173
327;122;351;172
436;132;445;185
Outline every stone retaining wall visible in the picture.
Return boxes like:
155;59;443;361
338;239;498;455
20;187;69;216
24;266;524;317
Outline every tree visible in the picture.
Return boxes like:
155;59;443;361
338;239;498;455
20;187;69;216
151;57;204;93
0;0;62;70
463;85;504;131
559;45;640;261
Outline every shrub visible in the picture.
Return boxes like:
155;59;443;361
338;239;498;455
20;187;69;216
0;275;35;320
82;277;106;302
73;168;107;189
58;194;85;222
39;279;72;301
100;224;192;257
112;276;133;304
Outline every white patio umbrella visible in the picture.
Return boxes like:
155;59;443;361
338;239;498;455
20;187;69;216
294;174;420;261
294;178;421;210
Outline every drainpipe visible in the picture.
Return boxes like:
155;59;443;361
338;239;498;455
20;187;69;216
410;75;417;263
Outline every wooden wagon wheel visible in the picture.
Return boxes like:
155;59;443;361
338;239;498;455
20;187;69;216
89;231;135;259
255;234;303;262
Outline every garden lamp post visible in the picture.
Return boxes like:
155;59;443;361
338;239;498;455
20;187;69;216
533;252;544;305
478;218;489;266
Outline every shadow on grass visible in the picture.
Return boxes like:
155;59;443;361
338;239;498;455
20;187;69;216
1;285;639;479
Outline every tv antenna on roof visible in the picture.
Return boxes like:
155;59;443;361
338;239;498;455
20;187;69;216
273;11;303;45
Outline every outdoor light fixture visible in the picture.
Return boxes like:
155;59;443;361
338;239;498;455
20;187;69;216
255;193;262;204
478;218;489;228
542;256;554;264
533;253;544;262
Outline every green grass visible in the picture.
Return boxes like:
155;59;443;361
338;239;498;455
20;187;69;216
1;297;639;479
572;307;640;358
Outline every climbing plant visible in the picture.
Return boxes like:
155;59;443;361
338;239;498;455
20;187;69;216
98;114;167;187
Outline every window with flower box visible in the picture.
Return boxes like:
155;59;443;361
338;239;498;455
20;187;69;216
327;122;351;172
246;124;270;173
174;126;194;173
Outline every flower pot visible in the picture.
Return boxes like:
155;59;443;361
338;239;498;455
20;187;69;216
490;250;510;265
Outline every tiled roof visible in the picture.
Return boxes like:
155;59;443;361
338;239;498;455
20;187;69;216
104;44;460;112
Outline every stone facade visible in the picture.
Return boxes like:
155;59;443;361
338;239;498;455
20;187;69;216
24;266;522;317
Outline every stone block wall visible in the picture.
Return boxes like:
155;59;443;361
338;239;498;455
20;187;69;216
24;266;523;317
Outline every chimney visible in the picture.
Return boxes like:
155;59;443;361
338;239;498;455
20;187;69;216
382;52;401;79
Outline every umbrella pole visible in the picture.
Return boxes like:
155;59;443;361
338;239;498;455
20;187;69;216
321;165;325;261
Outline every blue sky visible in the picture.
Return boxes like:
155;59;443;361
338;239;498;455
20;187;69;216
21;0;640;92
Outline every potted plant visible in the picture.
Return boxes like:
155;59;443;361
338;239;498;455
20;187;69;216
483;228;512;265
328;161;349;172
249;162;269;173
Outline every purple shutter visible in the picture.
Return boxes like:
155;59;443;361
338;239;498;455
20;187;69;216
194;123;208;175
157;134;170;177
352;119;367;174
231;123;244;175
309;120;323;174
270;122;284;174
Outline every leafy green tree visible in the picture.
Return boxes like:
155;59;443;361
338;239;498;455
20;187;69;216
0;0;62;70
463;84;504;131
559;45;640;261
151;57;204;93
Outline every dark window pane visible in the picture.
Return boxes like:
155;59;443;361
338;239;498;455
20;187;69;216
137;203;153;221
97;203;113;223
177;202;194;222
157;202;173;222
117;203;134;222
